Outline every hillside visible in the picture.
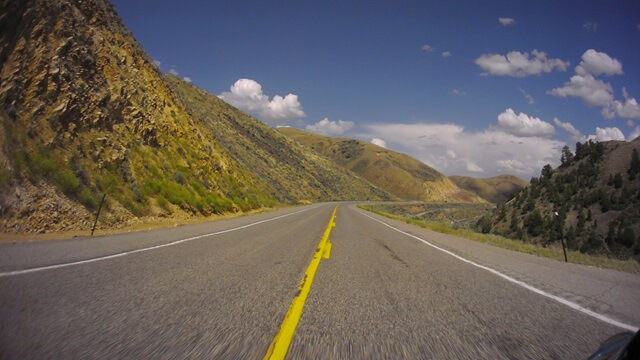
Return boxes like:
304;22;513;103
482;140;640;262
0;0;390;234
449;174;528;204
277;127;484;203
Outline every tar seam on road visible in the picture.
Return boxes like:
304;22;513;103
264;205;337;360
358;209;640;333
0;207;316;278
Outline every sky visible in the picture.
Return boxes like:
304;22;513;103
112;0;640;180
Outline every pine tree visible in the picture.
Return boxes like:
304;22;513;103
613;173;623;189
541;164;553;180
629;149;640;180
560;146;574;167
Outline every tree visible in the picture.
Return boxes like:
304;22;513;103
541;164;553;180
629;149;640;180
560;146;574;167
613;173;623;189
620;227;635;248
524;208;544;236
586;208;592;221
577;207;586;232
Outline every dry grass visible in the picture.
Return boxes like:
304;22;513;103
358;204;640;274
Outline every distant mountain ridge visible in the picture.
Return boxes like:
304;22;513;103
449;174;528;204
0;0;391;233
277;127;485;203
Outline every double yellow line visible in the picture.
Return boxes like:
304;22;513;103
264;205;338;360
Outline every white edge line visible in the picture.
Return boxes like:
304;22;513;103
0;206;315;277
357;208;639;332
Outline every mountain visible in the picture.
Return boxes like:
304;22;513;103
0;0;390;233
482;140;640;262
449;174;528;204
277;127;484;203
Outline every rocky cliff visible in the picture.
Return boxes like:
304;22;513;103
0;0;391;234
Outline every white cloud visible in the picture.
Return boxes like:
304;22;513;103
601;88;640;119
441;51;451;58
421;44;434;52
363;122;563;178
519;88;535;104
371;138;387;148
495;108;555;138
169;69;179;76
499;17;516;26
575;49;623;77
587;127;626;142
153;59;161;68
219;79;306;124
629;126;640;141
548;74;614;107
553;118;585;142
475;50;570;77
183;77;192;83
582;22;598;32
305;118;354;136
452;89;466;96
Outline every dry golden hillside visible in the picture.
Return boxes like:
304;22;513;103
278;127;484;203
449;175;528;204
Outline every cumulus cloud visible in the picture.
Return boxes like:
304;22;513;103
495;108;555;138
219;79;306;124
548;74;614;107
475;50;570;77
421;44;435;52
452;89;466;96
305;118;354;136
169;69;179;76
363;122;563;178
441;51;451;58
553;118;585;142
183;77;192;83
549;50;639;120
499;17;516;26
371;138;387;148
602;88;640;119
587;127;626;142
582;22;598;32
575;49;623;76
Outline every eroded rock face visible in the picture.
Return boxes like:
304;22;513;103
0;0;392;233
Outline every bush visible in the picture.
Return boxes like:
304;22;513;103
79;189;103;210
55;169;80;195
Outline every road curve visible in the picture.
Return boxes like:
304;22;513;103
1;203;638;359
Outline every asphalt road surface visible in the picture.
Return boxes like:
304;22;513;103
1;203;639;359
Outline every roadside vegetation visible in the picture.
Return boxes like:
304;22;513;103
358;203;640;273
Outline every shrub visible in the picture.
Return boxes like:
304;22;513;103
79;189;103;210
55;169;80;195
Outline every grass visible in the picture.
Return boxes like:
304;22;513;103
358;204;640;273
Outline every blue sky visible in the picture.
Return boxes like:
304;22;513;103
112;0;640;179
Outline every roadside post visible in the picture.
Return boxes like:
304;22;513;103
91;194;107;236
554;211;568;262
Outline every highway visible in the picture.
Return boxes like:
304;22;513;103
1;203;639;359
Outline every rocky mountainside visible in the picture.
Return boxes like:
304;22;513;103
482;140;640;262
449;174;528;204
0;0;390;234
277;127;485;203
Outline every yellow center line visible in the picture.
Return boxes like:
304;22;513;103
263;205;338;360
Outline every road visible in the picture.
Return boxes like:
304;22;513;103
1;203;639;359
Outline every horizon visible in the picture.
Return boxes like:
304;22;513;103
112;0;640;179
